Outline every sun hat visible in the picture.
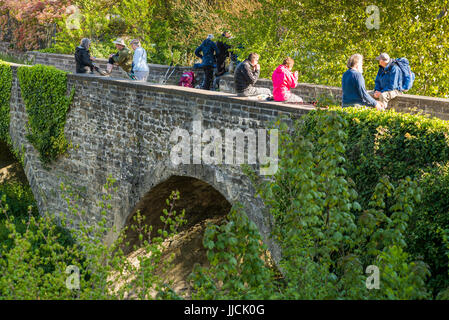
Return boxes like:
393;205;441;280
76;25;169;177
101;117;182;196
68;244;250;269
112;38;126;46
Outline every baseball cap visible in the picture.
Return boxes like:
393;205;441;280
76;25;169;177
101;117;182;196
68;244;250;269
376;53;390;62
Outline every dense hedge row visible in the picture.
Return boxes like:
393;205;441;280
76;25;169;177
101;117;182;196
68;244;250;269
0;61;12;143
302;107;449;296
17;64;74;165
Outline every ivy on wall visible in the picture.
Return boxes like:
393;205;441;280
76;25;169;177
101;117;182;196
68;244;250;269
0;60;12;143
17;64;74;165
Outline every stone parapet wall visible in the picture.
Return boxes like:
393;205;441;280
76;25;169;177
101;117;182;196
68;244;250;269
13;47;448;121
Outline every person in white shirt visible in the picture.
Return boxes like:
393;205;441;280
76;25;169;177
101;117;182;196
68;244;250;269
130;39;149;81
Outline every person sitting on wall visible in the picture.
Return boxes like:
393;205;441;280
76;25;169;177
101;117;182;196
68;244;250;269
342;53;384;110
234;52;271;97
194;34;219;90
74;38;107;75
130;39;149;81
372;52;403;108
272;57;303;103
105;38;134;79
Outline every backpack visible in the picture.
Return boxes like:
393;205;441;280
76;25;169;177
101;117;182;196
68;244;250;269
178;71;195;88
393;57;415;91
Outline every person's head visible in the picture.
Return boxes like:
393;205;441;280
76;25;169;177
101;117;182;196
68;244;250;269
112;38;126;50
347;54;364;73
376;52;390;68
80;38;91;49
206;34;214;40
282;57;294;70
248;53;259;65
130;39;141;50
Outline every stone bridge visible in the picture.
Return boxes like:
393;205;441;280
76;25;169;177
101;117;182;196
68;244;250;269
5;47;449;260
7;62;312;260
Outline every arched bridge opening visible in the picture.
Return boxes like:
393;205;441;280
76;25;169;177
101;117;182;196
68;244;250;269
122;175;232;294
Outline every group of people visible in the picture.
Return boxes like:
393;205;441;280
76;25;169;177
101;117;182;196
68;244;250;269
74;34;410;110
232;52;303;103
193;32;239;90
342;52;407;110
75;37;149;81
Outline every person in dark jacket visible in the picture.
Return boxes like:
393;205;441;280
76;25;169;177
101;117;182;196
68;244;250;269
234;53;271;97
216;31;232;77
372;52;403;107
74;38;106;75
342;54;384;110
194;34;219;90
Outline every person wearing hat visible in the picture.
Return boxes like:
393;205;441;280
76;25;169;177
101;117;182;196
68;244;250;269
105;38;134;77
194;34;219;90
372;52;403;107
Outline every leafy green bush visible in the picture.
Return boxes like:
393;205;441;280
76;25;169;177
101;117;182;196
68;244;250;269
303;107;449;206
0;176;188;299
190;204;276;299
408;164;449;296
300;107;449;297
17;64;74;165
191;109;432;299
0;61;12;143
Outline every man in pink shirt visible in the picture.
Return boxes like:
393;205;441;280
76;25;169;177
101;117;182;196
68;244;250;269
272;57;303;103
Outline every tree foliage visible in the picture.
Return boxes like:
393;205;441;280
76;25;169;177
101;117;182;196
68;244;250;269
0;0;71;50
223;0;449;97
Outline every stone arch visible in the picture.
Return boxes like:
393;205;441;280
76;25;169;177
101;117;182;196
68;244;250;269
122;174;232;253
110;162;280;264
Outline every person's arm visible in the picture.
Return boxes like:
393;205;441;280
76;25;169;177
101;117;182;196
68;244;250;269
194;45;203;59
242;62;259;84
286;70;298;89
81;50;94;68
356;73;377;107
132;49;142;71
386;65;401;91
374;68;382;92
116;50;130;65
225;43;231;58
111;52;120;63
213;41;220;57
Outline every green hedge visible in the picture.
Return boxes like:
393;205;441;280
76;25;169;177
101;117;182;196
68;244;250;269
0;61;12;143
17;64;74;165
303;107;449;296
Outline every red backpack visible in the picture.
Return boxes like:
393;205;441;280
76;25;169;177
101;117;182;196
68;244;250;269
178;71;195;88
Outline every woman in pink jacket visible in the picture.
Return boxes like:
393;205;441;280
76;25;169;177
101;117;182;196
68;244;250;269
272;57;303;103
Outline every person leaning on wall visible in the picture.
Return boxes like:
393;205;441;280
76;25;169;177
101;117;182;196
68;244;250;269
130;39;149;81
105;38;134;78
